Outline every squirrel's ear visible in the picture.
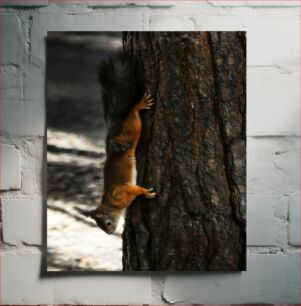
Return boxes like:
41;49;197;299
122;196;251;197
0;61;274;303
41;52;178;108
82;209;102;219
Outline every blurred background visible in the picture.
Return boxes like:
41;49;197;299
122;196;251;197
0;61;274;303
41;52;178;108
46;32;124;271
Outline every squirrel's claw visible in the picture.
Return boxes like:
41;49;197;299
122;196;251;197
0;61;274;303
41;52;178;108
136;93;155;111
145;188;156;198
146;192;156;198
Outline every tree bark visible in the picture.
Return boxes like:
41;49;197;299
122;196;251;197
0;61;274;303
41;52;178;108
122;32;246;271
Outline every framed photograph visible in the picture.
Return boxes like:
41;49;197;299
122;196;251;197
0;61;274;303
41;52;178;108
47;31;246;272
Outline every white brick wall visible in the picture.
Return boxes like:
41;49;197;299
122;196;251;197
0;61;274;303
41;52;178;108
0;144;21;190
163;253;300;304
2;13;24;65
289;194;300;246
0;0;49;6
2;198;43;246
2;251;151;304
0;0;299;304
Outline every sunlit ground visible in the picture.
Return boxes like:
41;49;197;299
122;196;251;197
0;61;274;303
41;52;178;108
47;128;123;271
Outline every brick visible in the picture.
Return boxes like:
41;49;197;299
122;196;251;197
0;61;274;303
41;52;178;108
2;17;46;136
1;66;29;136
22;66;46;135
248;66;299;136
163;253;299;304
207;0;300;7
0;138;43;196
247;195;276;246
1;66;22;101
192;15;246;32
151;274;164;303
2;98;25;136
1;251;55;304
1;251;151;304
133;1;149;6
2;98;45;136
86;0;174;7
19;137;44;197
272;140;300;192
148;1;175;7
149;15;194;31
87;1;135;7
31;13;142;65
288;194;300;246
246;14;299;67
53;274;150;304
2;13;24;65
2;65;45;136
272;196;289;246
273;196;288;221
2;198;43;246
0;143;21;191
0;0;49;6
248;137;299;197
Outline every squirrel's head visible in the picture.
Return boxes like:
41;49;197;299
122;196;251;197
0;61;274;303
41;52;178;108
85;209;119;234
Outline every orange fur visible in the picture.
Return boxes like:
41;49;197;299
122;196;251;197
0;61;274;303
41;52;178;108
87;93;156;234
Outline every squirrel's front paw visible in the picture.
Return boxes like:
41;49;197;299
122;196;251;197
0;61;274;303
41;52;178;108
145;187;156;198
138;93;155;110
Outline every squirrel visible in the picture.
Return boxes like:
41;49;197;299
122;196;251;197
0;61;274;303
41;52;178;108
85;54;156;234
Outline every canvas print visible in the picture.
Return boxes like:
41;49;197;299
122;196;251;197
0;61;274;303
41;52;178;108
47;31;246;272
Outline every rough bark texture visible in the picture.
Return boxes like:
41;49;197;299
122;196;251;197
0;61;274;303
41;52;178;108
122;32;246;271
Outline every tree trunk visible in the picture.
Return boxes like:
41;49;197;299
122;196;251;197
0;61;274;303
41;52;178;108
122;32;246;271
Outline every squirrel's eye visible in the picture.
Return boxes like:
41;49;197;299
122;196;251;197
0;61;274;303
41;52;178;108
106;220;112;226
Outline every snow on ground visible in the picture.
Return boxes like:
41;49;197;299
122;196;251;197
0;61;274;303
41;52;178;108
47;129;123;271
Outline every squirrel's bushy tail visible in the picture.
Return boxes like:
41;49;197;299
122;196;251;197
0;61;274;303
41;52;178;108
98;53;144;126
